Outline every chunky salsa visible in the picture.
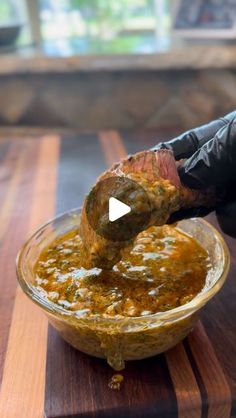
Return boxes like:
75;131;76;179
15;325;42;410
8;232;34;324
34;225;210;318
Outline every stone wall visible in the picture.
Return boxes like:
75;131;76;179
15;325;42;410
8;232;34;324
0;69;235;130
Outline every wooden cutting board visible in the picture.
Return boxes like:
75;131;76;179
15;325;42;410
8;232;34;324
0;129;235;418
45;321;232;418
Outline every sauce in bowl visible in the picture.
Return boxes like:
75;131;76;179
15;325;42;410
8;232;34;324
34;225;209;318
17;210;229;371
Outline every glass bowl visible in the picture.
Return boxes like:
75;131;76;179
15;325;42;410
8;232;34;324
16;208;230;370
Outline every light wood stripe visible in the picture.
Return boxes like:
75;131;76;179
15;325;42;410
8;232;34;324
0;140;42;382
106;130;127;159
0;141;25;209
99;130;126;165
99;131;117;165
188;322;231;418
166;343;202;418
0;135;60;418
0;141;33;240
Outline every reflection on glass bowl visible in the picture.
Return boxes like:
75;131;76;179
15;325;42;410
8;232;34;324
16;208;230;370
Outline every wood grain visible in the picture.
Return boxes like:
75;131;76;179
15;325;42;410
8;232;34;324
2;44;236;75
0;141;32;239
187;322;231;418
165;343;202;418
0;140;41;382
100;131;232;418
0;135;60;418
45;133;110;418
99;131;126;165
100;130;127;162
0;129;235;418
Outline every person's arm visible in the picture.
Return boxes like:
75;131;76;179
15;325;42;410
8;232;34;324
152;111;236;159
153;111;236;237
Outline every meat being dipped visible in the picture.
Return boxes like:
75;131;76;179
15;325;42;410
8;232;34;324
80;149;215;269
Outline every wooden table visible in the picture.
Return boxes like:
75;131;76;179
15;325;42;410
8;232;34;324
0;128;235;418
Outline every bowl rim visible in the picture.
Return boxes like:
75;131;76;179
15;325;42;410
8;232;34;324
16;208;230;327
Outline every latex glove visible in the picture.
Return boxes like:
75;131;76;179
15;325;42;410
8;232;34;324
153;111;236;237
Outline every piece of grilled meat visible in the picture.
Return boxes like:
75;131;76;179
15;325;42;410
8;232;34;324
80;150;214;269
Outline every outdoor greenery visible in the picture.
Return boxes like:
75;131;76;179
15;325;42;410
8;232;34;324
40;0;156;42
70;0;154;15
0;1;17;24
0;0;170;55
43;32;157;56
70;0;154;30
39;0;170;55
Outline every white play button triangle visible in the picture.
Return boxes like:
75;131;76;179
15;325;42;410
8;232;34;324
109;197;131;222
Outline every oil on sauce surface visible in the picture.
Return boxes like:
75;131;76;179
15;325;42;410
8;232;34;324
34;225;210;317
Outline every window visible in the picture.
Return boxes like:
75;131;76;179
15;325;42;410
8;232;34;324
39;0;170;55
0;0;30;48
0;0;171;55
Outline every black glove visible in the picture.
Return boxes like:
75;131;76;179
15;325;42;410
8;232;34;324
152;111;236;238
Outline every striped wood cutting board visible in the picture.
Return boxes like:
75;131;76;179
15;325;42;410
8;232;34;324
0;129;235;418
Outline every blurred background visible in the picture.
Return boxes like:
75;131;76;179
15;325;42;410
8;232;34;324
0;0;236;131
0;0;170;54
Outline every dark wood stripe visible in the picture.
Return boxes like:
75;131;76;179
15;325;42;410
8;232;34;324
120;127;183;154
46;334;178;418
202;213;236;416
0;140;10;164
0;139;41;383
45;133;107;418
187;323;231;418
55;133;106;214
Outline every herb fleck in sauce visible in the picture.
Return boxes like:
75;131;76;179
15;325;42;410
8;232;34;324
34;225;209;318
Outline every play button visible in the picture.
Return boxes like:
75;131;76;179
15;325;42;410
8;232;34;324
109;197;131;222
85;176;152;242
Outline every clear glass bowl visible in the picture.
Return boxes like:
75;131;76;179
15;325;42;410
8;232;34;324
16;208;230;370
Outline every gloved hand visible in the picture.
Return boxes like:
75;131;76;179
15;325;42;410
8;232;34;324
152;111;236;238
